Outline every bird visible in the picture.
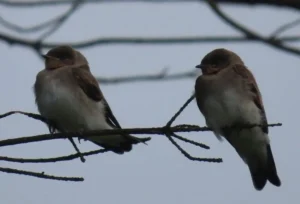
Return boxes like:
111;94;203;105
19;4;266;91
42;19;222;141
194;48;281;190
34;45;151;154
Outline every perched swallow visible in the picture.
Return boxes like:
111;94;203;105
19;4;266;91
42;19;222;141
34;45;151;154
194;48;281;190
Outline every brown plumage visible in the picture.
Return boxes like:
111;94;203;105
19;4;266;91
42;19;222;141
195;48;281;190
34;45;151;154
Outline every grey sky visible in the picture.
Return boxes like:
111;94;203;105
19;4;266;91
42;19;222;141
0;2;299;204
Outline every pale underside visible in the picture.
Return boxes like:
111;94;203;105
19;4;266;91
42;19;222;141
34;69;126;146
196;71;270;165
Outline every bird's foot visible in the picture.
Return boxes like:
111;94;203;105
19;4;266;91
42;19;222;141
47;120;58;135
77;129;86;143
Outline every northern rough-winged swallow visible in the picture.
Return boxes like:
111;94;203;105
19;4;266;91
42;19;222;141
34;45;151;154
194;48;281;190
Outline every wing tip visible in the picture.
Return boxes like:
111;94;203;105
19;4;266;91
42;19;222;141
249;144;281;190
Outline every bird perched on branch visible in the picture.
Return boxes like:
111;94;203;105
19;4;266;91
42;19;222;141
194;48;281;190
34;45;150;154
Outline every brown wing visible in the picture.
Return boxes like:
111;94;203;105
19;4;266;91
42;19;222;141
72;68;122;129
232;64;268;134
194;76;206;115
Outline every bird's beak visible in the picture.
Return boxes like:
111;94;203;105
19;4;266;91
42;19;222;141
42;54;49;59
195;64;203;69
195;64;210;69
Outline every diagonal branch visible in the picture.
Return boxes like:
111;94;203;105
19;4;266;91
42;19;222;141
0;16;57;33
163;94;221;162
0;166;83;182
0;149;108;163
0;110;48;122
206;0;300;57
271;17;300;38
166;93;195;127
171;133;209;149
37;0;84;41
0;111;86;162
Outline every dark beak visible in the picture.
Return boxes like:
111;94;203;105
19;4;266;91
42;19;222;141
195;64;210;69
195;64;203;69
41;54;49;59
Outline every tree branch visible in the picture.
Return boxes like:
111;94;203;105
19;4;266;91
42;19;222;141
0;122;282;148
97;69;198;85
271;17;300;38
0;166;83;182
162;93;218;162
0;15;56;33
207;0;300;57
1;32;299;50
0;92;282;181
0;149;108;163
37;0;83;41
0;0;299;10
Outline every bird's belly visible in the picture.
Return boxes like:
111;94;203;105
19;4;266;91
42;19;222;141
203;89;261;129
203;88;268;162
37;82;108;131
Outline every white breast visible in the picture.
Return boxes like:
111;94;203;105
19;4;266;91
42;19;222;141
36;77;110;131
203;88;261;131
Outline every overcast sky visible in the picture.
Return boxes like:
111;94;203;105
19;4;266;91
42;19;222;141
0;2;299;204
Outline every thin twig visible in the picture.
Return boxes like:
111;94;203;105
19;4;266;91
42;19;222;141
67;137;85;163
97;69;197;84
171;133;209;149
271;17;300;38
166;132;222;162
0;166;83;182
166;94;195;127
0;111;48;123
206;0;300;57
0;15;63;33
0;149;108;163
38;0;83;41
163;94;219;161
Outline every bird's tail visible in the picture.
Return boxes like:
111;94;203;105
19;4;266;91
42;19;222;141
90;134;151;154
248;144;281;190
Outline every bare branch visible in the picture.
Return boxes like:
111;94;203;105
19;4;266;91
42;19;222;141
0;32;299;49
0;92;282;181
0;109;282;146
0;123;282;148
0;111;85;162
97;69;197;85
207;0;300;57
0;16;56;33
0;111;48;122
166;132;222;162
0;0;299;10
67;137;85;163
0;166;83;182
166;94;195;127
0;149;108;163
37;0;84;41
271;17;300;38
162;94;220;162
171;133;209;149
